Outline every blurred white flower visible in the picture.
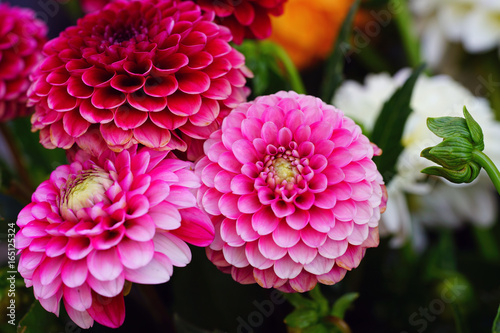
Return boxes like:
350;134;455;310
411;0;500;66
333;69;500;248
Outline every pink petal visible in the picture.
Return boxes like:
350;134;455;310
87;293;125;329
219;193;241;219
258;234;287;260
314;189;337;209
300;225;327;248
114;104;148;130
273;255;302;279
230;174;255;195
124;215;156;242
65;305;94;329
317;266;347;285
168;92;202;116
237;193;261;214
87;248;123;281
218;151;242;173
153;232;192;267
336;246;364;271
149;201;181;230
236;214;260;242
133;121;171;149
245;241;273;270
318;238;348;259
333;200;356;221
328;220;354;240
63;284;92;311
272;222;300;248
309;207;334;232
202;187;223;215
222;244;249;268
127;91;167;112
177;71;210;94
87;273;124;298
117;238;155;269
38;256;65;285
347;223;369;245
286;209;309;230
288;240;317;265
172;207;215;246
124;252;173;284
304;255;335;275
271;200;295;218
289;271;317;292
252;207;279;235
253;268;286;289
231;139;258;164
61;259;88;288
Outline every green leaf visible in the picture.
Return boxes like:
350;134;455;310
308;286;329;316
320;0;361;102
17;301;66;333
426;116;471;140
463;106;484;150
493;304;500;333
283;292;317;309
330;292;359;319
370;64;426;184
285;308;319;329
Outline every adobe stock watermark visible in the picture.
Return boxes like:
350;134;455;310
6;221;17;326
236;289;286;333
400;277;468;333
340;0;404;63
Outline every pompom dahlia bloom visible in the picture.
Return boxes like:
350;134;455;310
196;0;287;44
15;142;214;328
29;0;249;152
196;91;386;293
0;3;47;121
334;69;500;248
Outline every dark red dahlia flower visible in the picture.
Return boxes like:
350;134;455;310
29;0;250;152
0;3;47;121
196;0;287;44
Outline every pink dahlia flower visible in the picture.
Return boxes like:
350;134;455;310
0;3;47;121
196;91;387;293
15;141;214;328
29;0;250;152
196;0;287;44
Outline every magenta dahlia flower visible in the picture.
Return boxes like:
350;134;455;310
196;0;287;44
15;139;214;328
0;3;47;121
196;91;387;293
29;0;250;152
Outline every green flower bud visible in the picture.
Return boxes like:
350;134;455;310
421;106;485;184
421;162;481;184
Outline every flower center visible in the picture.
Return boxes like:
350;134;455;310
104;22;148;44
272;157;298;183
60;166;113;219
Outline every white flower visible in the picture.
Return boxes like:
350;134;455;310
333;69;500;248
411;0;500;66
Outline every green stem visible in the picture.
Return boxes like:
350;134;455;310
264;41;307;95
392;0;421;67
472;150;500;195
472;226;500;262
